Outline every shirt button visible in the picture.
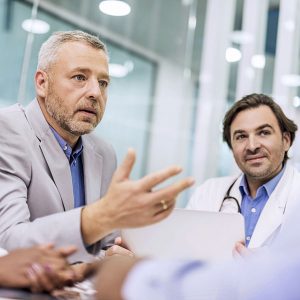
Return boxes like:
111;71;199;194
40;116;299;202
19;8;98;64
251;208;256;213
246;236;251;241
63;145;67;151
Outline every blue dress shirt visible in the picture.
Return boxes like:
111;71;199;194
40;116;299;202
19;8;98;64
50;127;85;208
239;166;285;246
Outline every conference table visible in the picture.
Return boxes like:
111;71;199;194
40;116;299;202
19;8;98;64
0;283;96;299
0;288;57;299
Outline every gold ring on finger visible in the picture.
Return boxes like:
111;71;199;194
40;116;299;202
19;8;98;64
160;200;168;210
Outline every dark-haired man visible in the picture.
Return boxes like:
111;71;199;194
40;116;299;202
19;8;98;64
187;93;299;250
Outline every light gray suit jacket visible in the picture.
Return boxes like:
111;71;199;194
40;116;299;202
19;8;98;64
0;99;117;262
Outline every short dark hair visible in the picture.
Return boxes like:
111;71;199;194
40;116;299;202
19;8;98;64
223;93;297;163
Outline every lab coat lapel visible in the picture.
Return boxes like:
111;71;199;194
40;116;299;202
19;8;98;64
82;136;103;205
25;99;74;211
249;165;294;248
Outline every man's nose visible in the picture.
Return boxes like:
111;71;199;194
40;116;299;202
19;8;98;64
247;135;260;151
87;78;101;99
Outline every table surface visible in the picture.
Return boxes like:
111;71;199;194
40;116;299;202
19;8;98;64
0;287;94;300
0;288;56;299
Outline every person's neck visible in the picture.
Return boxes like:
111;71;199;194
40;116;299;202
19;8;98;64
246;179;264;198
246;164;283;198
50;122;79;148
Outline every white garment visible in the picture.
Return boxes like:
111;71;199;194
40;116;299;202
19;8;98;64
0;247;8;256
186;164;300;248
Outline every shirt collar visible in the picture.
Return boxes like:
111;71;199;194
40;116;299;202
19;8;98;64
239;164;286;198
50;126;83;160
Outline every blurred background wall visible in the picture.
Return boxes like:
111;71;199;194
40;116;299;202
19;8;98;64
1;0;300;206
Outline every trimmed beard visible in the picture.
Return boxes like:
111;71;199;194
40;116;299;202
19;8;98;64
45;85;101;136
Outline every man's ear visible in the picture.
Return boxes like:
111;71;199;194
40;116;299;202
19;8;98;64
283;131;291;151
35;70;49;98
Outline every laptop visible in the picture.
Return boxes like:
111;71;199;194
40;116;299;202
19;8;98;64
121;209;244;262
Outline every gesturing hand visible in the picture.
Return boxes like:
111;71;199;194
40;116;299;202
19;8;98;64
82;149;194;245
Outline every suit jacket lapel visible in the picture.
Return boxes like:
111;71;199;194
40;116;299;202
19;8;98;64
249;165;294;247
82;136;103;205
25;99;74;211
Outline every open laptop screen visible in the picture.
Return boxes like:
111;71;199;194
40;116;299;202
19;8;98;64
121;208;244;262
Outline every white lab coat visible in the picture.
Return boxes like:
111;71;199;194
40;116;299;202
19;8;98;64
187;163;300;248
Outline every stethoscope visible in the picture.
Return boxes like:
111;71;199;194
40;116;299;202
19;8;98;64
219;178;242;213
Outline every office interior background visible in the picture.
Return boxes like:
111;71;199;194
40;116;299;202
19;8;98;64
1;0;300;206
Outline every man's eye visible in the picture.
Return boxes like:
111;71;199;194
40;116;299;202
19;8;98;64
259;130;270;136
99;80;108;88
236;135;245;140
74;75;86;81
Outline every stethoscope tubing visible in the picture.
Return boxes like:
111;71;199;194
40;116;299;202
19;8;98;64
220;178;242;213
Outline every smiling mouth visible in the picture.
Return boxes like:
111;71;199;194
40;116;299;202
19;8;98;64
245;156;266;162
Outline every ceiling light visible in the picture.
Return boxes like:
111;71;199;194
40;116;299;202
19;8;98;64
281;74;300;87
182;0;193;5
22;19;50;34
225;47;242;63
109;64;128;77
230;30;253;45
124;60;134;72
109;62;134;78
251;54;266;69
99;1;131;16
188;16;197;30
293;96;300;108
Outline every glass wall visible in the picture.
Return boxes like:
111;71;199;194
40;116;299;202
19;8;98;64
0;0;156;180
2;0;300;206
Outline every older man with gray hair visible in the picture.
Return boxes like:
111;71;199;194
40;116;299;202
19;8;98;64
0;30;194;262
